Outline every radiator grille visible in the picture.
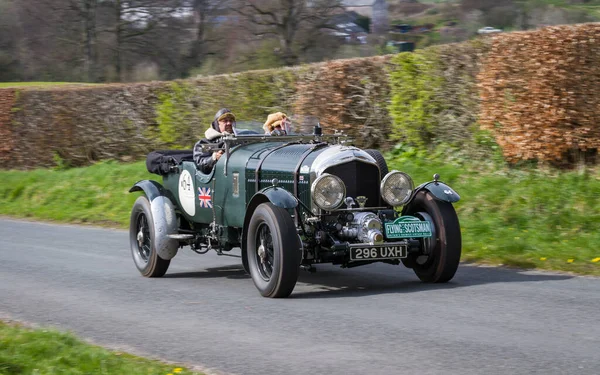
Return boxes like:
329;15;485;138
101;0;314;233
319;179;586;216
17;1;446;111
324;161;381;207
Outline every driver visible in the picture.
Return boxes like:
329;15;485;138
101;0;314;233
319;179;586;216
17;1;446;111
193;108;236;173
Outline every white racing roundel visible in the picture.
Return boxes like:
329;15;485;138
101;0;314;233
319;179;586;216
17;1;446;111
178;170;195;216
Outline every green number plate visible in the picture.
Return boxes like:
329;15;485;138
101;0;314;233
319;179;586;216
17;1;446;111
384;216;432;239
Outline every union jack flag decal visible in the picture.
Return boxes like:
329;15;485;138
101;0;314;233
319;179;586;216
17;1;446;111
198;187;212;208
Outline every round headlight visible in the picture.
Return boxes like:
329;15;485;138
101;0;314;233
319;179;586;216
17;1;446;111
381;171;414;207
311;173;346;210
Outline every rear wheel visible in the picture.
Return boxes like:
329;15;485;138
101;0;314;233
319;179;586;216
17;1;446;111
246;203;301;298
129;196;170;277
402;191;461;283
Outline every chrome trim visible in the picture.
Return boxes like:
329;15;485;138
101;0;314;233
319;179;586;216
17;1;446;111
380;170;414;207
232;172;239;197
308;145;379;215
309;145;378;180
311;173;346;210
347;240;409;248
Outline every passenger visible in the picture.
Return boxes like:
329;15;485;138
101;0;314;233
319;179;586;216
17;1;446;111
193;108;236;174
263;112;288;135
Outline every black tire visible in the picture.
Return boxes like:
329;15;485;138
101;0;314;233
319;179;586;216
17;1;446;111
246;202;301;298
129;196;170;277
365;149;389;177
402;191;461;283
242;251;250;275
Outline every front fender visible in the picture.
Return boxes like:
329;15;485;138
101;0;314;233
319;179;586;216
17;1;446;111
259;186;298;209
414;181;460;203
241;187;298;272
130;180;178;260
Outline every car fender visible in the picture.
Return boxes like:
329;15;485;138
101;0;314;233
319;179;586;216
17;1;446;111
240;187;298;272
259;186;299;209
413;181;460;203
129;180;179;260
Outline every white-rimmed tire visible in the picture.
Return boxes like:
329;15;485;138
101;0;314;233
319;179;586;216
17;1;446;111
129;196;170;277
246;202;301;298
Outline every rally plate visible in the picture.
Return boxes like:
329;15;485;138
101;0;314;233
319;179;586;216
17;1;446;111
349;244;407;261
384;216;432;239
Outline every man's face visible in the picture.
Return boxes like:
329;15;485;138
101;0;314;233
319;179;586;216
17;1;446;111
218;117;234;133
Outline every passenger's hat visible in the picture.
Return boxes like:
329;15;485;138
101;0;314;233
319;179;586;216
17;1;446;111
263;112;287;133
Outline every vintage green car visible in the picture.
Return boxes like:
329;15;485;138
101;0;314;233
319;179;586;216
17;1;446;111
129;119;462;298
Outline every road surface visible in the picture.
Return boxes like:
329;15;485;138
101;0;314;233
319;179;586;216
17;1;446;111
1;218;599;375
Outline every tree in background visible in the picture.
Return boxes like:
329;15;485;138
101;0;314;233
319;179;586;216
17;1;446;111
230;0;345;66
102;0;183;81
460;0;518;29
15;0;87;81
3;0;600;82
181;0;230;74
0;0;21;81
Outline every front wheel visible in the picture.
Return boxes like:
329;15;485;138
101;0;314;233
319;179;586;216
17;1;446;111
246;203;301;298
129;196;170;277
402;191;461;283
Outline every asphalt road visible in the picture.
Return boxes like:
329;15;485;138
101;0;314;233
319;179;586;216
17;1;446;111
1;218;599;375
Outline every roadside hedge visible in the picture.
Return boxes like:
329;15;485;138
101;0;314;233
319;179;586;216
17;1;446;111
388;39;491;156
0;88;15;165
478;23;600;165
1;23;599;169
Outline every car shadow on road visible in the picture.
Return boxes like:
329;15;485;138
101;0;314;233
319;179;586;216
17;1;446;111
164;264;250;280
289;262;576;299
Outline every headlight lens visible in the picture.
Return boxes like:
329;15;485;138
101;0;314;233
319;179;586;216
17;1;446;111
311;173;346;210
381;171;414;206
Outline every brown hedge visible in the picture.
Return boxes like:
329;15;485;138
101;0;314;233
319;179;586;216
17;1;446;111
7;83;167;169
0;89;16;164
293;56;393;149
2;23;600;170
0;59;393;170
478;23;600;164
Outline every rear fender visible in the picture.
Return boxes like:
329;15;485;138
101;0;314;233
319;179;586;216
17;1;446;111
129;180;178;260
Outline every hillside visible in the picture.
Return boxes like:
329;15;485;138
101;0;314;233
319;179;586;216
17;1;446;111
384;0;600;48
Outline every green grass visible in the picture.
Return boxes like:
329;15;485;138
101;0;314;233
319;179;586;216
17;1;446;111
0;320;201;375
386;148;600;276
0;160;155;227
0;155;599;276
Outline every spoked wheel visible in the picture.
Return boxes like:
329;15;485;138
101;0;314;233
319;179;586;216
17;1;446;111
246;202;301;298
136;214;152;263
255;223;275;280
129;196;170;277
402;191;461;283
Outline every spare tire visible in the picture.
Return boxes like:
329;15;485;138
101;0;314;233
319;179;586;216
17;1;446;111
365;149;389;178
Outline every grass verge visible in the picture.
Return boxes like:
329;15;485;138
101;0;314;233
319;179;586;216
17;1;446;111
0;320;201;375
386;147;600;276
0;160;154;228
0;155;599;276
